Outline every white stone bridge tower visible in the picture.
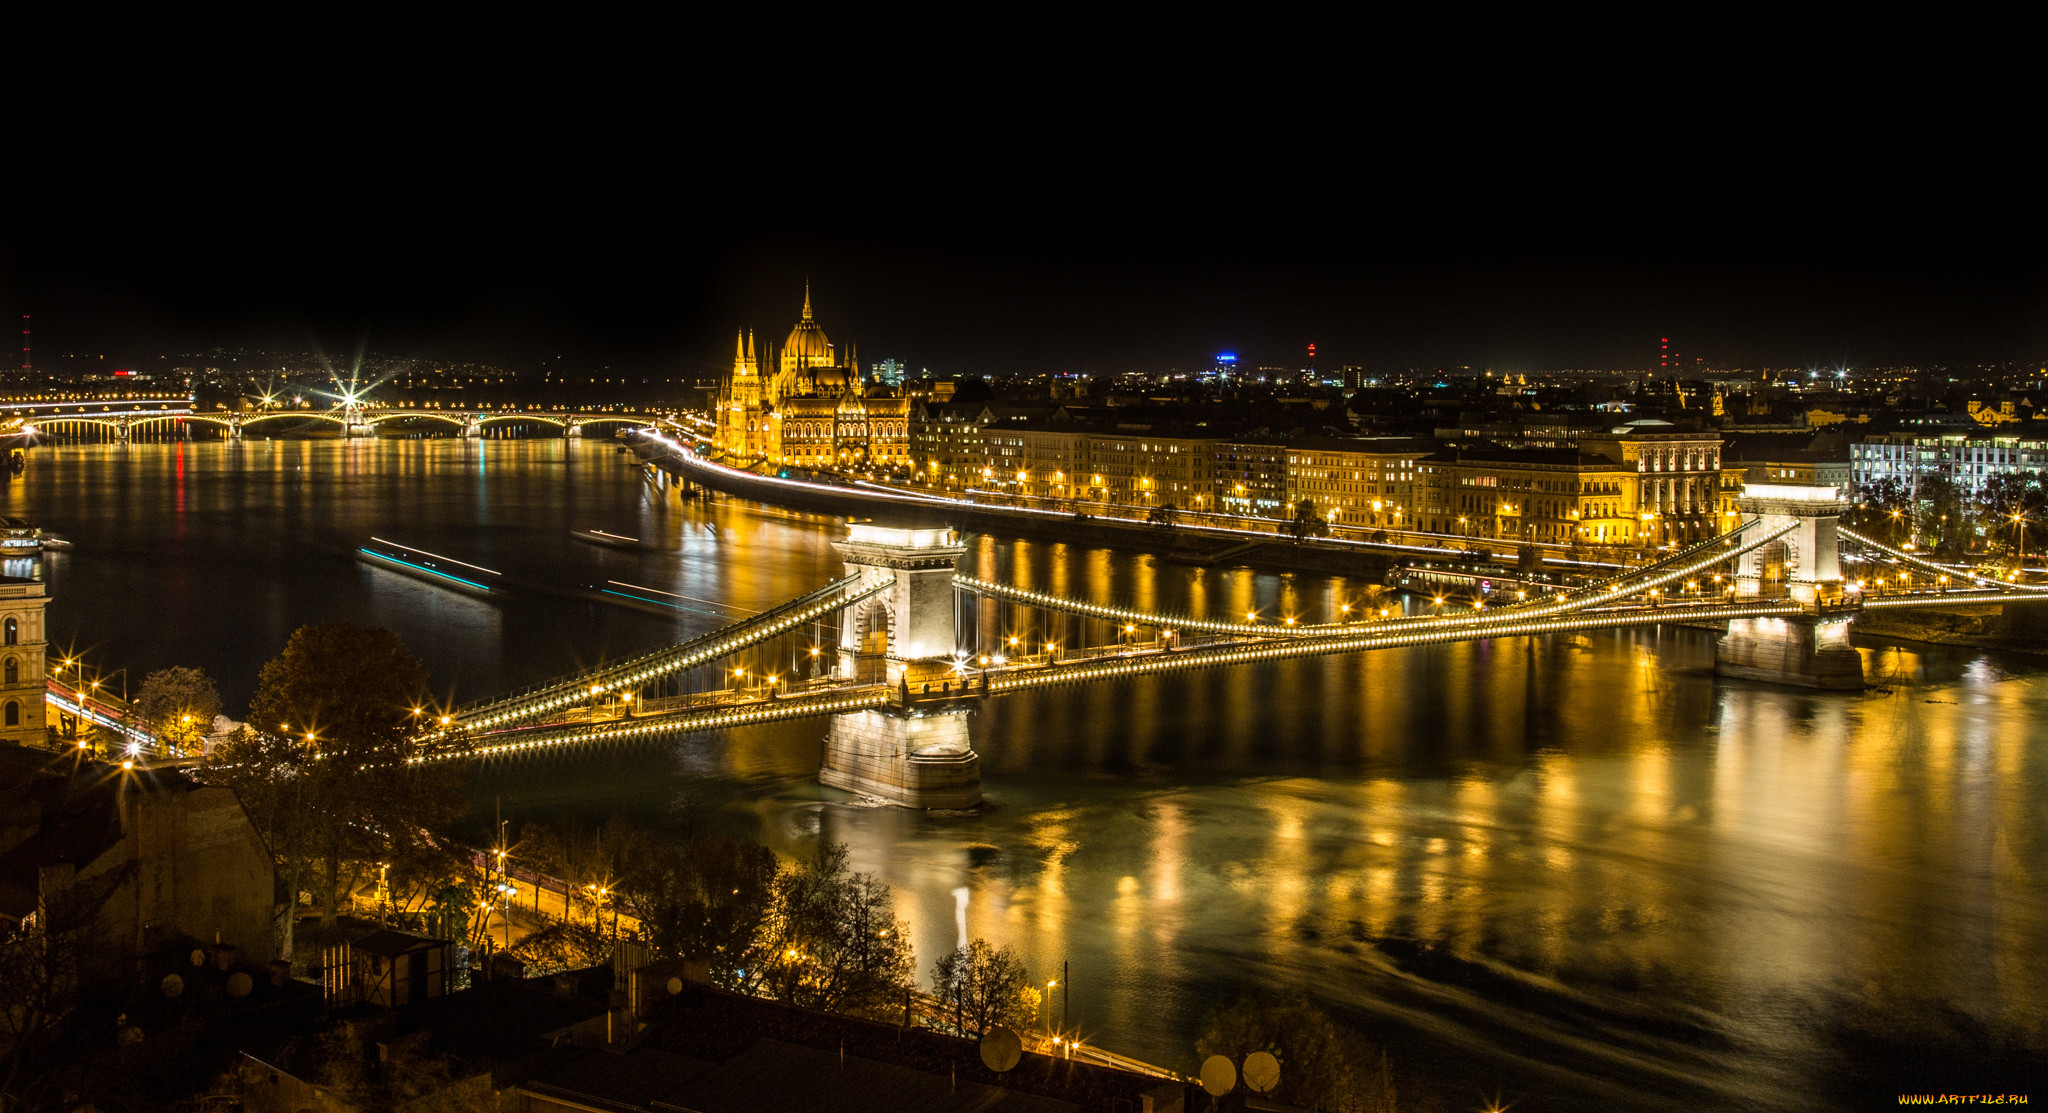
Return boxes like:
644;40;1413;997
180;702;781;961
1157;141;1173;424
1717;484;1863;689
821;523;981;809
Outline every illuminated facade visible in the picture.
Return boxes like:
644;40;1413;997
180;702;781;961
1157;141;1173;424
1415;431;1724;546
714;289;911;469
1285;438;1429;530
0;578;47;746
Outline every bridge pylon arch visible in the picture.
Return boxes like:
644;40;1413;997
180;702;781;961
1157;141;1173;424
1717;484;1863;689
821;523;981;809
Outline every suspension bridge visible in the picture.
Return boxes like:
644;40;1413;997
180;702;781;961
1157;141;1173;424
409;481;2048;808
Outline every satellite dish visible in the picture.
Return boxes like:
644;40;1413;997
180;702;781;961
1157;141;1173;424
980;1026;1023;1072
1243;1050;1280;1094
161;973;185;998
1199;1054;1236;1097
665;976;684;995
226;972;254;998
189;948;207;967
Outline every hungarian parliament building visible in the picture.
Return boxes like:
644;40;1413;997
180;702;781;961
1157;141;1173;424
713;290;911;470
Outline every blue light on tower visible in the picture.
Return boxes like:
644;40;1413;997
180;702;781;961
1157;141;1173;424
1215;352;1238;380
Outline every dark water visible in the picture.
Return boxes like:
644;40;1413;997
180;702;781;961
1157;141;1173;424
9;440;2045;1110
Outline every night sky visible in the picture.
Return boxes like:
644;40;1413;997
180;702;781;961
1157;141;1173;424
6;124;2044;378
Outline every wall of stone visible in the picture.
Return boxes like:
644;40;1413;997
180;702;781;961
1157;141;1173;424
820;709;981;809
1715;617;1864;689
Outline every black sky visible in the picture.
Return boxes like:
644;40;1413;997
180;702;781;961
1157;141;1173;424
6;98;2044;378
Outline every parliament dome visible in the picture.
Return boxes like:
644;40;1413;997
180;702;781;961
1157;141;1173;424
781;287;834;368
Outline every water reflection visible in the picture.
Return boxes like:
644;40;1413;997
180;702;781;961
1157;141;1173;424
11;443;2045;1110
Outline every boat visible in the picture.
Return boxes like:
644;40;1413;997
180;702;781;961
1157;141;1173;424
356;537;502;596
0;518;47;556
39;532;73;552
571;528;646;551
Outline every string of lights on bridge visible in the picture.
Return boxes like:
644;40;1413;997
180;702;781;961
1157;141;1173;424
413;690;897;763
451;576;893;733
1840;527;2048;594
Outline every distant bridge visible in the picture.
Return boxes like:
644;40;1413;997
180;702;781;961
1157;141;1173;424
2;397;673;441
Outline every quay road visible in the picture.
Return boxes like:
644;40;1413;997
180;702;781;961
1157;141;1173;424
44;676;156;750
652;415;1633;566
638;425;1635;578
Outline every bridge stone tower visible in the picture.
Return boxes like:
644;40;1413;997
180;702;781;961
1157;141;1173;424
820;523;981;809
1717;484;1863;689
831;524;967;684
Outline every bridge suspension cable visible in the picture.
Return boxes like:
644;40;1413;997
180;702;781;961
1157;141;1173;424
1464;519;1790;619
452;573;892;732
952;576;1322;637
1839;527;2048;592
988;600;1810;697
1353;519;1795;637
417;688;897;763
1528;518;1764;605
411;575;2048;764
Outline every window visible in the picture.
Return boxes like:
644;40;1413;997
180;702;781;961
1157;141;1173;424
2;658;14;685
2;701;14;727
2;618;12;645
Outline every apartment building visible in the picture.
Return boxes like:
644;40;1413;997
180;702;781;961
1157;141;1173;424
1284;437;1431;530
1851;433;2048;495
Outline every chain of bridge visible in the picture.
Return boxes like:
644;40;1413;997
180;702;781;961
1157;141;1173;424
1839;526;2048;593
451;574;889;732
955;518;1796;643
417;596;1816;760
417;516;2048;762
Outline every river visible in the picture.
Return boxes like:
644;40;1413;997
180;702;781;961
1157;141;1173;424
7;438;2044;1110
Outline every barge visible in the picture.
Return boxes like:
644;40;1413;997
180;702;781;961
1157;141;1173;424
356;537;502;596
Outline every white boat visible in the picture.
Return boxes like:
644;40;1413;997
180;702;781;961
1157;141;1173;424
0;518;47;555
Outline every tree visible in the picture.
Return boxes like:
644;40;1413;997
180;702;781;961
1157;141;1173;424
1921;473;1966;555
1975;470;2045;557
1196;995;1394;1113
931;939;1035;1039
1853;475;1912;538
1289;499;1331;542
1147;502;1178;529
514;921;613;976
133;666;222;752
738;842;915;1018
634;836;780;983
204;624;467;963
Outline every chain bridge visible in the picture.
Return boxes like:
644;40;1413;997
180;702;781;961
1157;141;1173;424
412;484;2048;808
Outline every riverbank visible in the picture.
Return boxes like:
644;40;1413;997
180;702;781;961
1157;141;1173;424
636;439;1406;582
1853;601;2048;653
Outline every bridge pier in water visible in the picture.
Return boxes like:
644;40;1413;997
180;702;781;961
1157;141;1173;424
820;706;981;809
820;523;982;808
1715;485;1865;689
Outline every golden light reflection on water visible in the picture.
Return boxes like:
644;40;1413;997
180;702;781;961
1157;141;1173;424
43;447;2046;1107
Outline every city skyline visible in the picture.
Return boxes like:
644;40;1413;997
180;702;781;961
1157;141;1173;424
6;164;2044;379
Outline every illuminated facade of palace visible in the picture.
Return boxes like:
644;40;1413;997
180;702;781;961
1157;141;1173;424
715;290;911;469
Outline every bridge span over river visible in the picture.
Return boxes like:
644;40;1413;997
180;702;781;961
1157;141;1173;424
414;457;2048;808
2;397;667;441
